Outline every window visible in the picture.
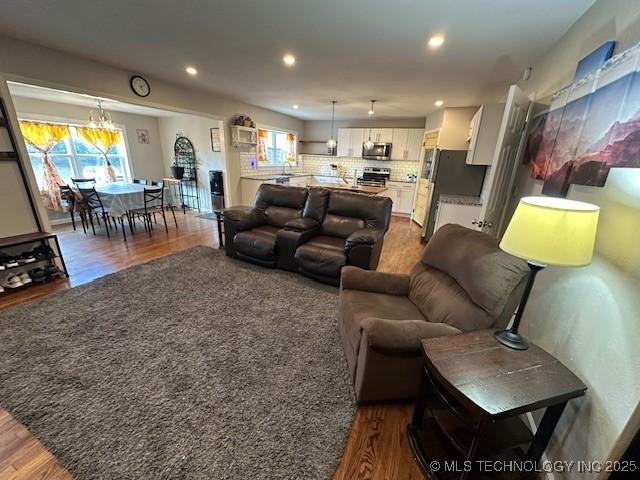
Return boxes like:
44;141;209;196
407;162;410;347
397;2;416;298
24;124;130;189
257;128;297;167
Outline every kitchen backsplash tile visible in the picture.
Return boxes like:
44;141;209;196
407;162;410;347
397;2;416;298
299;155;420;181
240;150;420;181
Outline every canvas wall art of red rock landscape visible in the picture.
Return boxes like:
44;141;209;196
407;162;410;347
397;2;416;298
524;46;640;197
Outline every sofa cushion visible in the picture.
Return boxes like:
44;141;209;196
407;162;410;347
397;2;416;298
234;225;280;260
409;263;495;331
420;224;528;318
295;236;347;277
265;205;302;228
321;214;366;238
326;191;392;230
303;187;330;222
253;184;307;210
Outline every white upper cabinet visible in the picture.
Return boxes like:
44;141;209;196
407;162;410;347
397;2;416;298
337;128;351;157
350;128;364;157
391;129;409;160
337;127;423;159
391;128;423;160
337;128;364;158
368;128;394;143
406;129;424;161
465;104;505;166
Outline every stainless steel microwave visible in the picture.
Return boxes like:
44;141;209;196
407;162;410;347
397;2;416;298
362;142;392;161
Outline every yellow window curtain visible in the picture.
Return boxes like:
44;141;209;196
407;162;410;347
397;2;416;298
286;133;297;165
19;121;70;211
257;128;268;164
76;127;121;182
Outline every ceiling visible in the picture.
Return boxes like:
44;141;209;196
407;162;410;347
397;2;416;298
0;0;594;120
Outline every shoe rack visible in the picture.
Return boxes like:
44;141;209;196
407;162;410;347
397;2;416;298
0;232;69;294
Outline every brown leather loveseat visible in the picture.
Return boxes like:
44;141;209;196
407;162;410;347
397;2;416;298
223;184;393;285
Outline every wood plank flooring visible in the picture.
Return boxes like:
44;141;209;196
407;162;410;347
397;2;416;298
0;213;426;480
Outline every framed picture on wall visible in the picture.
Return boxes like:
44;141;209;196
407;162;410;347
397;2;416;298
210;128;221;152
136;129;150;144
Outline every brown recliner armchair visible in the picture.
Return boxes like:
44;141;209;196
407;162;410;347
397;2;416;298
338;224;529;403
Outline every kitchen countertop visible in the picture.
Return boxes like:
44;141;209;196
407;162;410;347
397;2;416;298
241;172;416;184
438;194;483;206
241;172;318;180
312;182;387;195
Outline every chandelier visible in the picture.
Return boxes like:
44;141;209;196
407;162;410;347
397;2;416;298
89;100;114;129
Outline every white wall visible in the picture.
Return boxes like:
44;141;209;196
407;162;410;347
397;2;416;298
11;96;166;181
0;34;304;207
158;114;225;211
0;79;47;236
512;0;640;477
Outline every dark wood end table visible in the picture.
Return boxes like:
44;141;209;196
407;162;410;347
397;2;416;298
213;209;224;249
407;330;587;479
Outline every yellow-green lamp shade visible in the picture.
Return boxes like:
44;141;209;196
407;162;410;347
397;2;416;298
500;196;600;267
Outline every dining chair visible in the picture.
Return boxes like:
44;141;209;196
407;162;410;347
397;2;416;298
151;181;178;229
59;184;86;233
133;178;149;185
71;177;96;185
133;187;177;237
77;187;127;242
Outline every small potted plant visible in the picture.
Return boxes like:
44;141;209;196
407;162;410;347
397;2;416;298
170;157;185;180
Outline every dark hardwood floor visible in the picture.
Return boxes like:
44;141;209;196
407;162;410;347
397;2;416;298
0;213;426;480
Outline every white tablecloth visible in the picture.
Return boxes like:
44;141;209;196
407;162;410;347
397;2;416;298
94;182;174;217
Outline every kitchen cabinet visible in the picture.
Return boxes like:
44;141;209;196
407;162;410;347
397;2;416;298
383;181;416;215
406;129;424;161
337;129;351;157
390;129;408;160
336;127;423;160
433;200;482;232
424;107;478;150
337;128;364;158
367;128;394;143
391;128;423;160
465;104;505;166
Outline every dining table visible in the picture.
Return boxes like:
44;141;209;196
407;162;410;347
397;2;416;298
92;181;173;217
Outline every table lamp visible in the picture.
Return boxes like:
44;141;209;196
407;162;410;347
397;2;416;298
495;196;600;350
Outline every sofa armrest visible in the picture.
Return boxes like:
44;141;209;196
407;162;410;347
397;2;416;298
222;207;266;231
340;266;410;295
284;217;320;232
361;317;462;355
345;228;385;251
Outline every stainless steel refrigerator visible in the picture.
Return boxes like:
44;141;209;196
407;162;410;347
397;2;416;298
421;150;486;240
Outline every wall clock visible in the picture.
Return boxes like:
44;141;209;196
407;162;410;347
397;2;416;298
129;75;150;97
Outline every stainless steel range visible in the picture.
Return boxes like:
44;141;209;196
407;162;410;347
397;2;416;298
358;167;390;186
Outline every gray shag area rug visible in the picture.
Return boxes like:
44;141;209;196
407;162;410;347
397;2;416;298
0;246;355;479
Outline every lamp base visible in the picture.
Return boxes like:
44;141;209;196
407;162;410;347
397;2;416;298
494;329;529;350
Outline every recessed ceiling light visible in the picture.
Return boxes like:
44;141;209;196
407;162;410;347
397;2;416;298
283;54;296;66
428;35;445;48
185;66;198;75
293;104;299;109
434;100;444;107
